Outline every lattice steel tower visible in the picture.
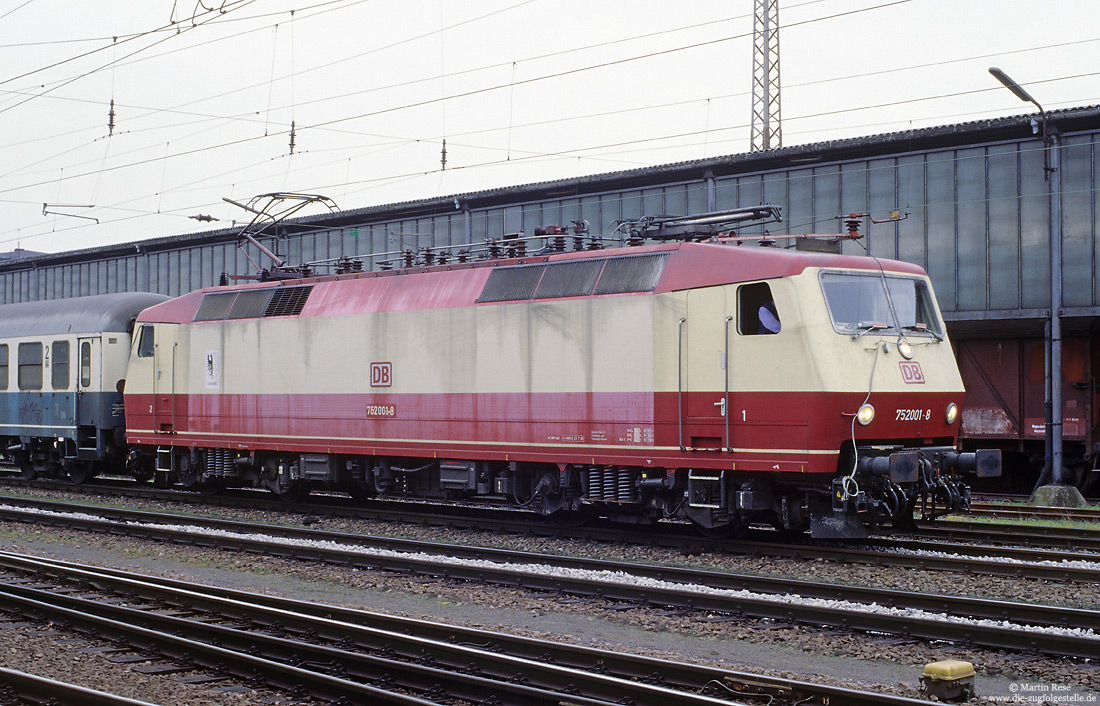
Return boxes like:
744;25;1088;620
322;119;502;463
751;0;782;151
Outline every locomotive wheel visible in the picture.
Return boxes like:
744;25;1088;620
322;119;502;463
690;520;748;540
18;457;37;480
348;482;376;502
68;462;94;485
1068;463;1096;493
551;505;595;527
178;454;204;490
273;480;311;503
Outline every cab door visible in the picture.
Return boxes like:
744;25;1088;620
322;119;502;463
152;325;178;432
684;286;732;449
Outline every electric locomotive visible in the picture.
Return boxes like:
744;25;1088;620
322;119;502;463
121;206;1000;538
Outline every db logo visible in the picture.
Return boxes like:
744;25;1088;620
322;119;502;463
899;361;925;384
370;362;392;387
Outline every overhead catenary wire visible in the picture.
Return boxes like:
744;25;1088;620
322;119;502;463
0;0;1083;160
0;0;258;89
0;0;951;196
1;1;1096;248
3;64;1091;208
0;0;879;152
0;0;265;118
1;90;1093;249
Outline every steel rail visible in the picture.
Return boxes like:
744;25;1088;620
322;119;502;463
4;488;1100;581
917;519;1100;551
3;494;1100;583
0;592;437;705
0;556;743;706
4;475;1098;559
3;512;1091;634
967;501;1100;523
859;534;1100;566
0;551;939;706
1;503;1098;658
0;666;164;706
7;497;1092;631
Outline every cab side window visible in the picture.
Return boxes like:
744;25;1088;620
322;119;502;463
18;342;43;390
0;344;8;390
137;325;155;358
52;340;70;390
738;282;781;335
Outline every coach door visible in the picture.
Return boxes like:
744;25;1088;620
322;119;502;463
152;325;178;432
683;286;732;450
75;337;100;426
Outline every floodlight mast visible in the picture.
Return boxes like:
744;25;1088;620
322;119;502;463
989;67;1042;107
988;67;1051;179
989;67;1064;488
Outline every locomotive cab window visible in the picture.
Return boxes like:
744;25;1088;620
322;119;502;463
886;276;942;337
820;272;942;337
0;344;7;390
52;340;70;390
738;282;781;335
17;342;43;390
137;325;155;358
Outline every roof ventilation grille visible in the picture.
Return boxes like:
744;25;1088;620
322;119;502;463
264;285;313;317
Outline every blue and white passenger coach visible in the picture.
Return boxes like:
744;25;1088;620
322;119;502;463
1;292;167;482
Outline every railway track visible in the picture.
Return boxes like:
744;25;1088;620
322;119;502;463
4;474;1098;558
5;476;1100;580
0;550;932;706
0;667;162;706
917;517;1100;552
965;500;1100;523
1;497;1098;660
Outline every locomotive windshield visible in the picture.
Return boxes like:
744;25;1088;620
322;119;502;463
820;272;942;337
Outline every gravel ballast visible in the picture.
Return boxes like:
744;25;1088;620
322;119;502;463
0;488;1097;704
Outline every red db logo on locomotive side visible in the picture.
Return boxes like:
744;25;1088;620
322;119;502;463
899;361;925;384
370;362;392;387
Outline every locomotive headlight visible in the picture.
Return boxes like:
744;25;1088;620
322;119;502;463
945;402;959;425
897;339;914;360
857;403;875;426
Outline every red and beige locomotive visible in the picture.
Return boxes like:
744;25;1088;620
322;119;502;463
115;206;999;538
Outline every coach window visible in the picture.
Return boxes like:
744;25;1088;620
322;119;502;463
18;342;43;390
137;325;155;358
738;282;781;335
80;342;92;388
52;341;70;390
0;344;8;390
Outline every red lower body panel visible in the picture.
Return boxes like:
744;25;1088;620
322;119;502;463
126;390;959;475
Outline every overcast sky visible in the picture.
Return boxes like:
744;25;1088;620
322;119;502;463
1;0;1097;255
